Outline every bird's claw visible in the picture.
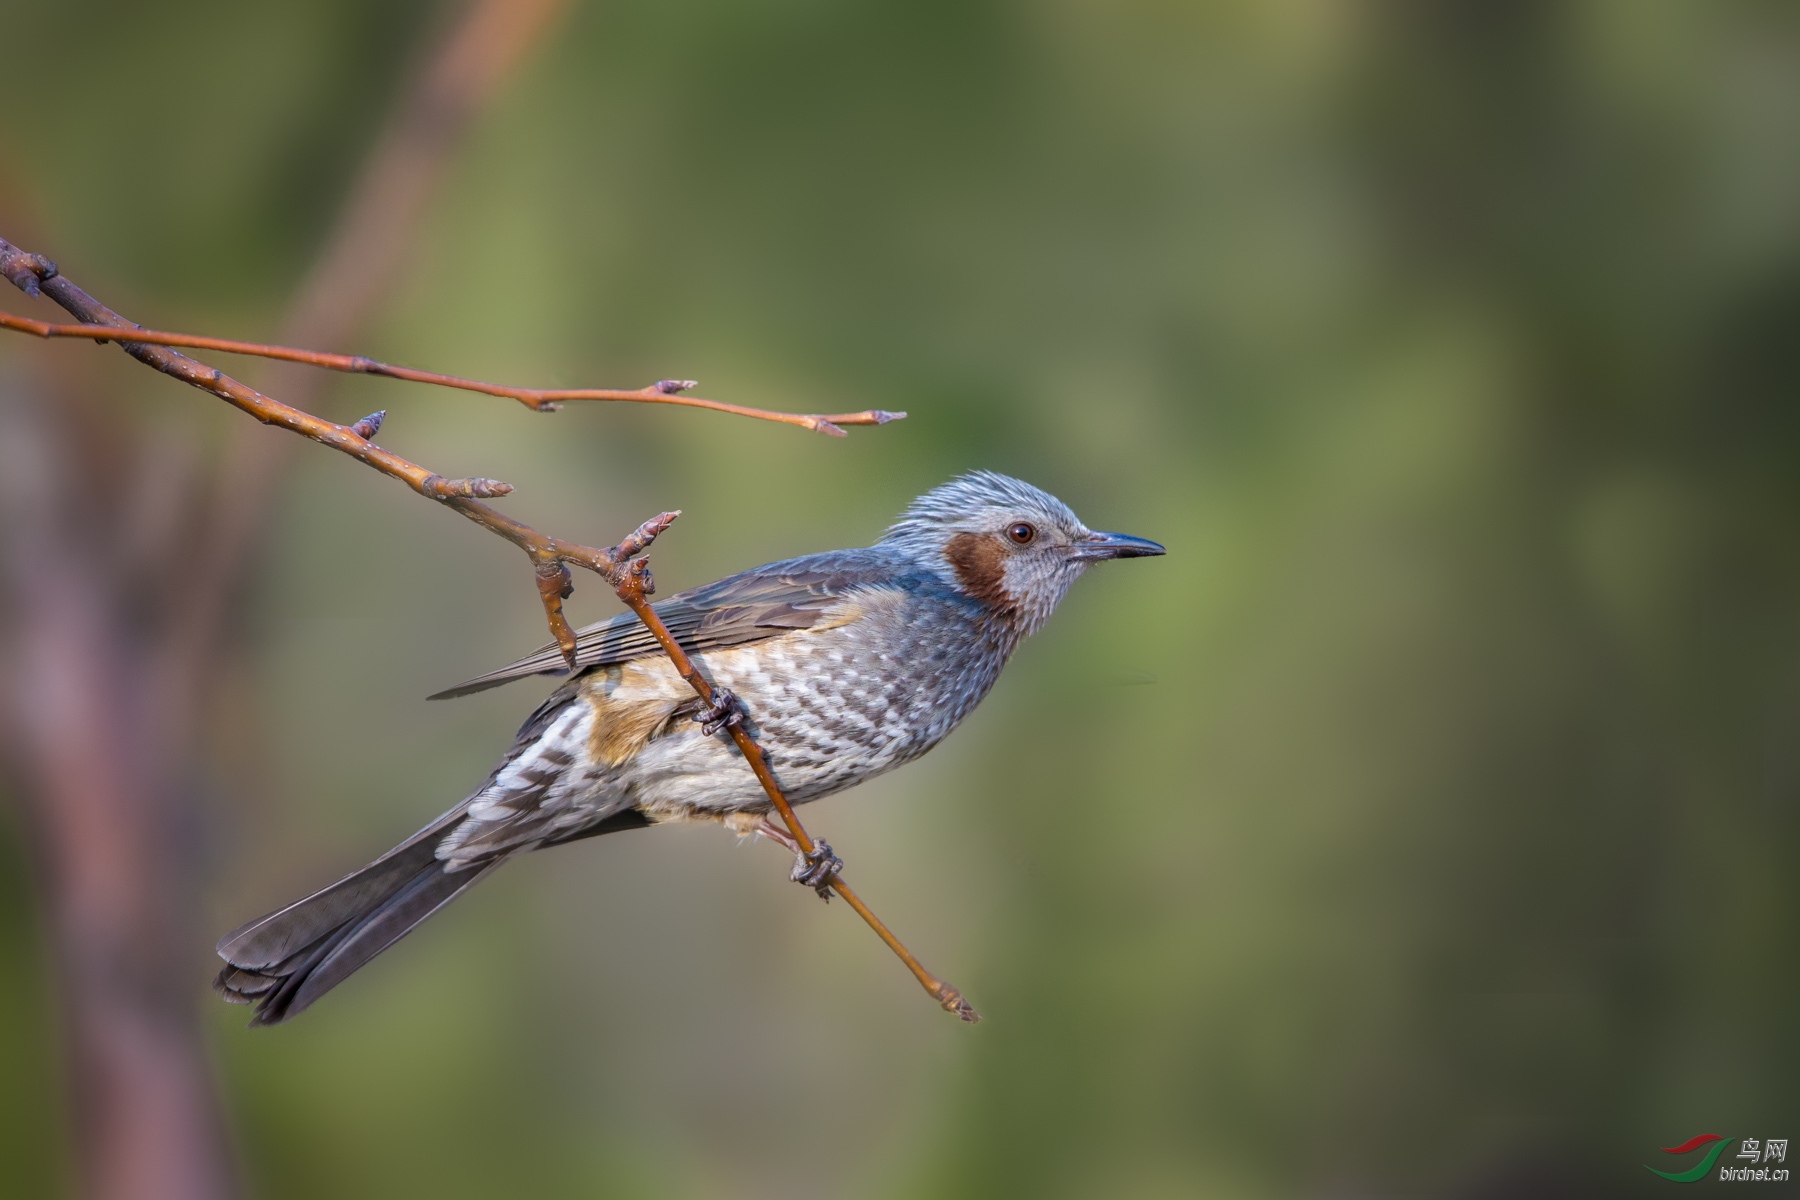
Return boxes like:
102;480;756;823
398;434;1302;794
791;840;842;900
699;688;743;737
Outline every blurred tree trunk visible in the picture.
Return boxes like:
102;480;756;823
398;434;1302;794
0;384;235;1200
0;3;564;1196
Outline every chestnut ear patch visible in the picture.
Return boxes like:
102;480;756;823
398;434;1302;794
945;531;1016;613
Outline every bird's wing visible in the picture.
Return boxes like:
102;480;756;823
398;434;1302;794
428;548;917;700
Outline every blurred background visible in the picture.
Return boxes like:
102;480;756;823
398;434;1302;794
1;1;1797;1196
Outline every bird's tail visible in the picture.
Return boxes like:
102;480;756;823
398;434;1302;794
215;804;652;1025
214;814;501;1026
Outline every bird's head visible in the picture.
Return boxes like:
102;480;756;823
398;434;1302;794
879;471;1165;634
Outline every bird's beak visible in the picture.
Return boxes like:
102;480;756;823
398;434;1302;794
1067;531;1167;562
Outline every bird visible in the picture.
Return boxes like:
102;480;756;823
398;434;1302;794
214;471;1164;1023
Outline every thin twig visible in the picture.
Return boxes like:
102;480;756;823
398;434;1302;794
1;238;617;661
0;234;973;1022
610;557;980;1022
0;310;905;435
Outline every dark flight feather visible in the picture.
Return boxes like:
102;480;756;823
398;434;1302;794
214;687;591;1023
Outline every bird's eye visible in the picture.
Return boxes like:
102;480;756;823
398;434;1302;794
1007;522;1036;545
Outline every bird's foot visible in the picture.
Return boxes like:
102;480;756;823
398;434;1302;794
746;818;839;900
698;688;743;737
791;839;843;901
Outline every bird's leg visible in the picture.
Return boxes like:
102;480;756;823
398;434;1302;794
790;838;843;901
750;815;799;853
697;687;743;736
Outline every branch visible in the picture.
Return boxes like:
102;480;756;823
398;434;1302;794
2;238;622;662
0;310;905;435
0;234;974;1021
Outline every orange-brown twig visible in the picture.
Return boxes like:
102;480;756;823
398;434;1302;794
610;561;980;1022
1;237;625;663
0;310;904;436
0;234;974;1022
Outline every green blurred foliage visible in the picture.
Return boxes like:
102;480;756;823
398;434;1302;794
2;0;1798;1196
